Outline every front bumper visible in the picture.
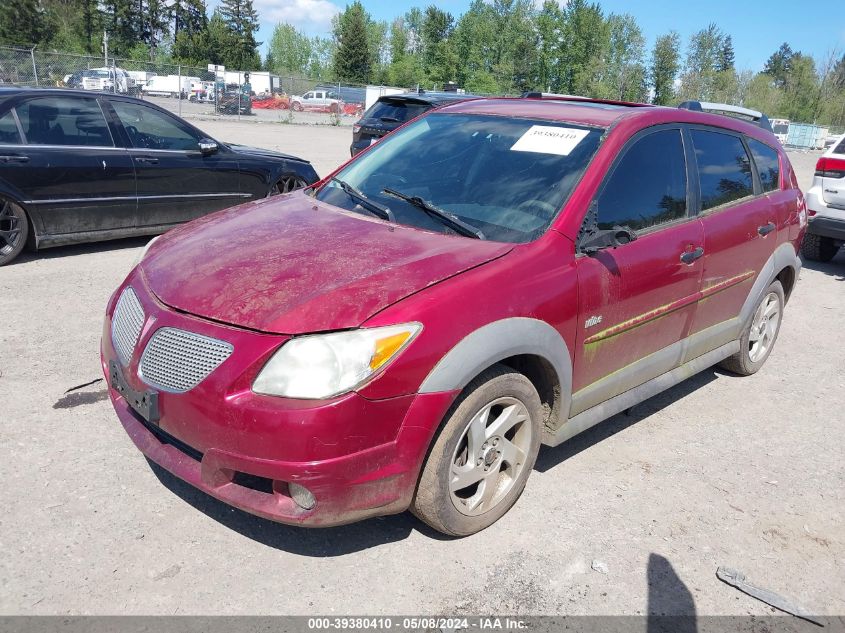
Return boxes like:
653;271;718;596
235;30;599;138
101;272;458;526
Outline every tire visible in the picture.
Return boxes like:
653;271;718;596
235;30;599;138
270;175;307;195
412;364;543;536
801;232;838;262
719;280;785;376
292;102;303;112
0;198;29;266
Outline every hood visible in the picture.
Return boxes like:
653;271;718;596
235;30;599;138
225;143;308;164
141;193;512;334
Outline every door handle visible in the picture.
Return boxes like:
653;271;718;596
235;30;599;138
134;156;159;164
757;222;776;236
0;155;30;163
680;247;704;264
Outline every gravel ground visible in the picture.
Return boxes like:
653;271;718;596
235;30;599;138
0;124;843;619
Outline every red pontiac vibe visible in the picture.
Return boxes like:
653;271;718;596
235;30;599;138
102;96;806;535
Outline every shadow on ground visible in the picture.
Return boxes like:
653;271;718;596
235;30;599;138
12;235;152;265
535;368;720;472
147;459;451;556
647;553;698;633
800;252;845;281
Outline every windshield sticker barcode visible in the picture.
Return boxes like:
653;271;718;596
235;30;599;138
510;125;590;156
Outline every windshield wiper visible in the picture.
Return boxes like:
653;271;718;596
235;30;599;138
330;177;394;222
382;188;484;239
379;116;400;123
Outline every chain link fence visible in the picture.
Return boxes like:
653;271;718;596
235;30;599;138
0;45;386;126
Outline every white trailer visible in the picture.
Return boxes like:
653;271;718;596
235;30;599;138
142;75;194;98
221;70;280;95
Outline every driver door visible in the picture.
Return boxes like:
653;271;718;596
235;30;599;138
105;98;245;228
570;127;704;417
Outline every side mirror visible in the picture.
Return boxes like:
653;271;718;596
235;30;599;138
580;225;638;255
198;138;218;156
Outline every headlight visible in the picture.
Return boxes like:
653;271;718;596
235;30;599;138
252;323;422;399
133;235;160;268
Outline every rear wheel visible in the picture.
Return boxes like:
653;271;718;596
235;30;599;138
0;198;29;266
719;280;785;376
801;233;838;262
292;102;303;112
412;365;542;536
270;175;308;195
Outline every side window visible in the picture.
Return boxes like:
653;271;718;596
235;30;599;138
304;92;314;99
691;129;753;211
110;100;200;151
596;129;688;232
747;138;780;193
0;109;21;144
15;97;113;147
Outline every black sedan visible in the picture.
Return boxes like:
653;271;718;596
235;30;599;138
350;91;478;156
0;87;318;265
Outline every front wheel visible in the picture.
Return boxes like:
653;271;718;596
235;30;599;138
719;280;785;376
0;198;29;266
270;175;307;195
412;364;542;536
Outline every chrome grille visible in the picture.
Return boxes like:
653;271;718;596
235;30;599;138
111;287;145;366
139;327;233;393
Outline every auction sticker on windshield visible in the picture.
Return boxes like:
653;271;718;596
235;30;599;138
510;125;590;156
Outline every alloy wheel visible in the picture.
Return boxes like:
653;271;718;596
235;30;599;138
449;396;534;517
0;200;22;256
748;291;781;363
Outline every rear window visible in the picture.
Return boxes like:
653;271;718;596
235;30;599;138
773;123;788;135
0;109;21;144
747;139;780;193
363;100;430;124
15;96;113;147
691;129;753;211
834;137;845;155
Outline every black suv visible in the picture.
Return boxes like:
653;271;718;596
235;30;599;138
0;87;318;265
350;91;477;156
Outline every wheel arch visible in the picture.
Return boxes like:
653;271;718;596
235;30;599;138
739;241;801;325
418;317;571;433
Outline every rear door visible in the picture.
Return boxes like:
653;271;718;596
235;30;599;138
687;127;781;346
106;98;246;228
2;94;136;236
571;127;705;416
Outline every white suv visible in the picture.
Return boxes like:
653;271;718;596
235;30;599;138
803;133;845;262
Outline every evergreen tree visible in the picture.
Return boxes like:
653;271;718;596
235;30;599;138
717;34;735;72
218;0;260;70
333;1;371;83
0;0;48;46
650;31;680;105
763;43;795;88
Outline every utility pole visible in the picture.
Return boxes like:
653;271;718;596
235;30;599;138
103;30;109;66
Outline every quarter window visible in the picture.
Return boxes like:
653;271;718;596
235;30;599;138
596;129;688;232
691;129;753;211
111;100;200;151
747;139;780;193
0;110;21;144
15;97;113;147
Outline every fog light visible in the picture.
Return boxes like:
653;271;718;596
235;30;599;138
289;482;316;510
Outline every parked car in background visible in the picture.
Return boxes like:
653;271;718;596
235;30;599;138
0;87;318;265
80;67;134;94
217;86;252;115
102;95;804;536
142;75;192;99
803;133;845;262
350;91;479;156
770;118;789;144
289;89;341;112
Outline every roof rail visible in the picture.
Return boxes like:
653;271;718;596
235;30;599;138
678;100;773;132
520;91;651;108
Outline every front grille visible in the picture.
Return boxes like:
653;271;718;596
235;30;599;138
139;327;233;393
111;287;145;366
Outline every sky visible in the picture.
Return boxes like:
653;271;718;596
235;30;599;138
238;0;845;71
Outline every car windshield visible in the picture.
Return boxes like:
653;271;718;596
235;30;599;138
316;113;604;243
363;99;430;123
